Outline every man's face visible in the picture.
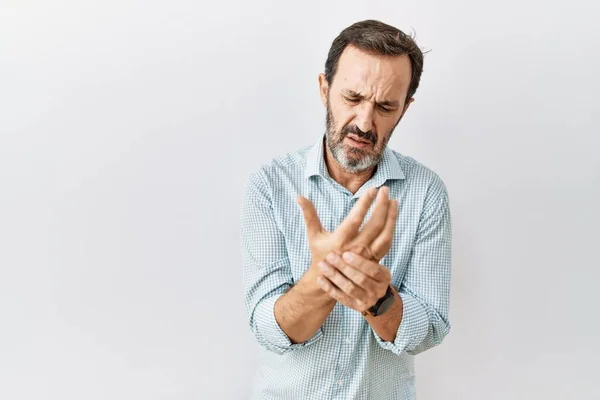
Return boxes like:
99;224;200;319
320;46;414;173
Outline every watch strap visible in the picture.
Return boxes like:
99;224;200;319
362;285;395;316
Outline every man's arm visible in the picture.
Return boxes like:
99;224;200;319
274;268;336;344
317;176;451;356
241;170;329;355
371;175;452;356
362;285;403;342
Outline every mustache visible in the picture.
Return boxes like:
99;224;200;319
341;125;377;144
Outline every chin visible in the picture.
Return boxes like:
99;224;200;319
340;154;378;173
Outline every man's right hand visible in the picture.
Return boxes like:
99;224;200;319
296;186;398;284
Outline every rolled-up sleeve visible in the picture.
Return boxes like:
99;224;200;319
373;175;452;356
240;169;323;355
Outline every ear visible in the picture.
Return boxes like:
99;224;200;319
318;73;329;108
395;97;415;125
403;97;415;114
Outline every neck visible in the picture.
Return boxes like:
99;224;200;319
324;143;376;194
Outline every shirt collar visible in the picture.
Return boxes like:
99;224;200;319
304;135;405;186
304;135;328;179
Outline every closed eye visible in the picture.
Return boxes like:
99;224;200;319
377;104;393;112
343;93;398;113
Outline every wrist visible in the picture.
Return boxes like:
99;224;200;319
298;267;335;306
362;284;396;317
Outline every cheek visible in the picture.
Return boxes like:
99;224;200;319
374;117;398;143
332;107;354;130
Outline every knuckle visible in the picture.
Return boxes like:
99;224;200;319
373;270;385;281
349;216;363;226
359;244;370;254
348;244;370;259
346;282;358;296
379;233;393;245
373;218;386;230
364;248;376;260
357;246;371;259
355;274;367;287
339;293;349;304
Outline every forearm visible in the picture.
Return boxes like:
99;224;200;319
363;286;403;342
274;267;336;344
368;288;450;356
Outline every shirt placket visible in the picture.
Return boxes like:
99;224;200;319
331;193;357;398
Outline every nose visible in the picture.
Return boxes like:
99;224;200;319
354;102;375;134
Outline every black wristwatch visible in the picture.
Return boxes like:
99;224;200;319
362;285;395;317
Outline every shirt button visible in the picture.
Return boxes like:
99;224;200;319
345;337;351;344
338;380;343;386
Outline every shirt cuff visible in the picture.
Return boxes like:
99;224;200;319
372;292;429;355
253;295;324;354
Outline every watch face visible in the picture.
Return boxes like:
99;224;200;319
377;296;395;315
367;286;395;316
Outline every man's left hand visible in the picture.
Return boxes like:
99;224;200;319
316;251;392;314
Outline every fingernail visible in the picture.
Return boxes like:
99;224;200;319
319;261;329;271
342;252;354;262
326;253;338;262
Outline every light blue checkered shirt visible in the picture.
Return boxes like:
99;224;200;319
240;135;452;399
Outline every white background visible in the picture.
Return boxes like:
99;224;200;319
1;1;599;399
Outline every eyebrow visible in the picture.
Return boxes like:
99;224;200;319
342;90;400;108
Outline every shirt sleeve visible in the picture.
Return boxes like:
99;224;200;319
372;175;452;356
240;169;324;355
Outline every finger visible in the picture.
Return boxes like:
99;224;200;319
297;196;324;238
341;251;391;283
356;186;390;244
370;199;399;261
336;187;378;238
318;259;369;301
316;276;364;311
323;252;378;292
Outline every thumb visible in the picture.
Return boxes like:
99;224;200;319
297;196;323;238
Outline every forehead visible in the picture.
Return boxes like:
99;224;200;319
332;45;412;99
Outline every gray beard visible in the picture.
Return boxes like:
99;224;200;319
325;130;381;173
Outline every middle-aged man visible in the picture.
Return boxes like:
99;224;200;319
240;19;452;399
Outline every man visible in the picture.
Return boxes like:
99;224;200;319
240;19;452;399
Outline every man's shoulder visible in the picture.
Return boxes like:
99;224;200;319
243;144;312;191
390;148;444;182
387;148;449;199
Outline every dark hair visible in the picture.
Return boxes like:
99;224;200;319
324;20;424;103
